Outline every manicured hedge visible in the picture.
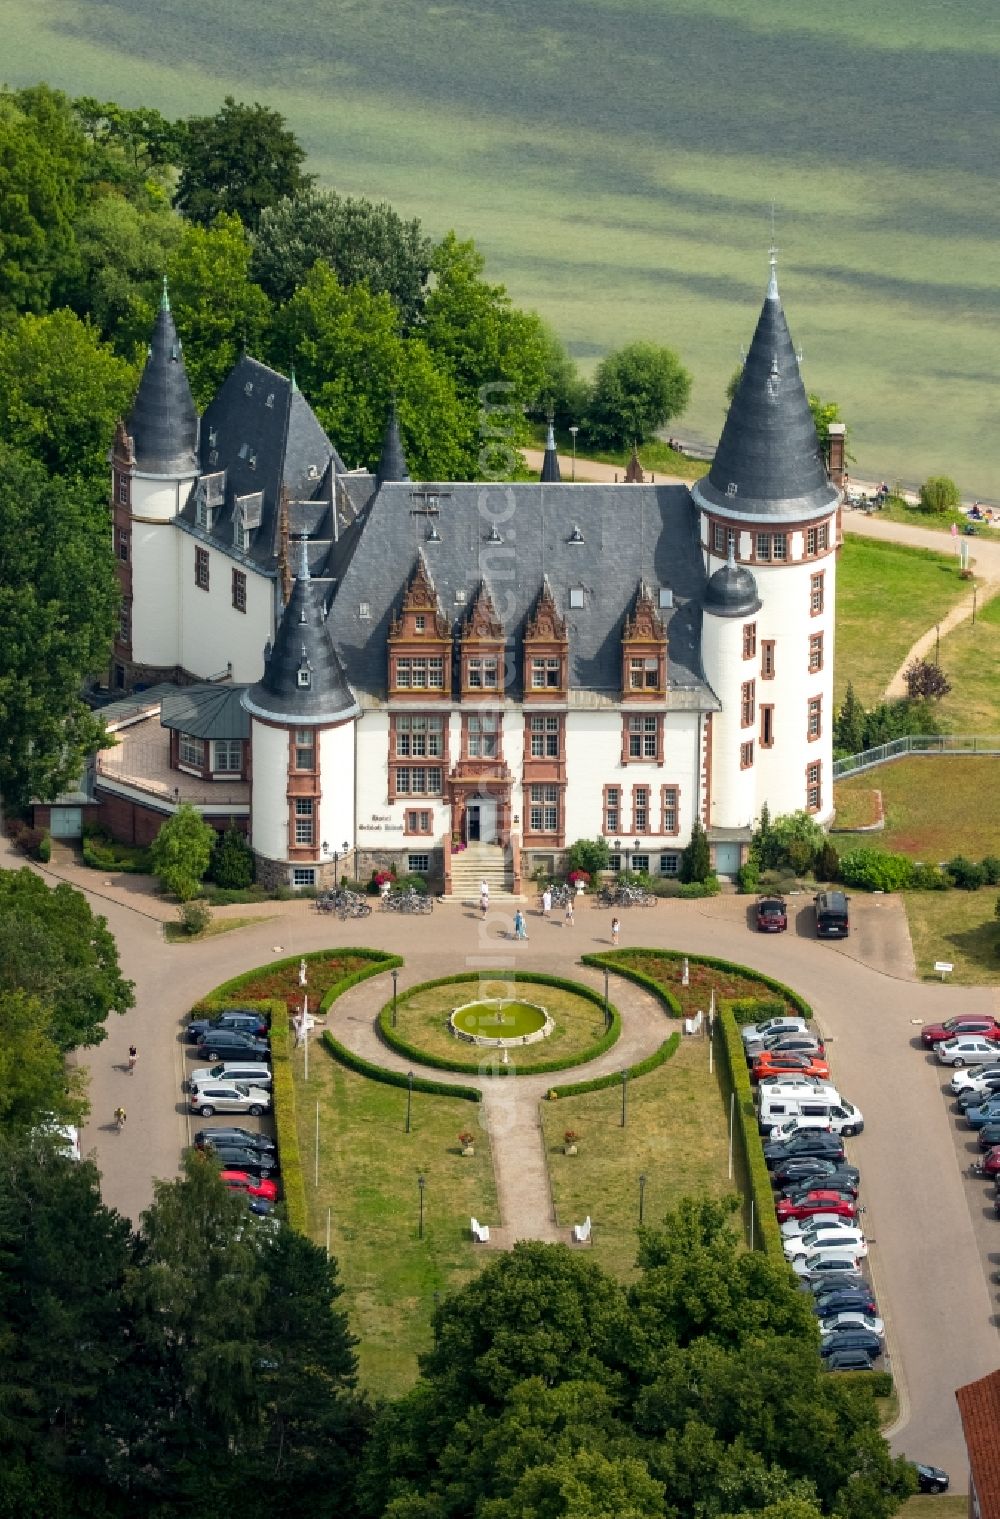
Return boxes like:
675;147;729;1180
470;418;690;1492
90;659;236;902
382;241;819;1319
266;998;308;1234
579;954;682;1017
586;948;813;1021
716;998;786;1261
321;1031;481;1102
547;1032;681;1098
376;970;622;1076
191;948;402;1017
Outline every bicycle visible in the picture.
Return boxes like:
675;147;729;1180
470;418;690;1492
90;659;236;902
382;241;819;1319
114;1106;127;1130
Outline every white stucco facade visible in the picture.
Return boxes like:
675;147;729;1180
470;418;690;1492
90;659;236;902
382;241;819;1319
317;723;356;853
176;535;275;683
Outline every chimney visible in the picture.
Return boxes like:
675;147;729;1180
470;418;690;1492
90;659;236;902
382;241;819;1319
826;422;847;488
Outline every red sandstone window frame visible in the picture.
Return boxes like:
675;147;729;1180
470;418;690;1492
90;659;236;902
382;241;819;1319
808;695;822;741
761;640;775;679
809;632;824;672
603;784;621;835
232;568;247;613
740;740;754;770
743;622;757;659
760;704;774;748
806;760;822;813
810;571;825;615
632;784;652;835
740;679;756;728
403;808;434;835
660;784;680;835
622;712;663;764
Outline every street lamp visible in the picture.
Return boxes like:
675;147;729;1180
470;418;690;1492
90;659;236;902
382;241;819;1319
639;1172;647;1225
418;1173;426;1239
406;1067;413;1133
633;838;640;877
569;425;579;482
621;1068;628;1127
613;838;621;873
392;968;399;1028
603;965;610;1030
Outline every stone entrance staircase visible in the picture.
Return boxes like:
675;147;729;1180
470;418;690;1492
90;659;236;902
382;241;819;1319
448;842;520;901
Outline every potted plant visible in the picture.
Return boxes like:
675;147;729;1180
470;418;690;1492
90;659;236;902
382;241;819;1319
458;1130;476;1156
568;869;591;894
564;1129;580;1156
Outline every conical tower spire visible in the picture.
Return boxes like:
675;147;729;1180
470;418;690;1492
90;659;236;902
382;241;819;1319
127;278;199;474
540;417;561;483
692;256;839;521
243;550;358;724
376;400;410;485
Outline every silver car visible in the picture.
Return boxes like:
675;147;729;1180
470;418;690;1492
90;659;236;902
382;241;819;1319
819;1311;884;1337
188;1083;271;1117
741;1015;808;1045
187;1062;273;1092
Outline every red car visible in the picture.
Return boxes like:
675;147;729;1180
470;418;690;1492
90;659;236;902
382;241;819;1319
756;897;788;932
921;1014;1000;1048
775;1190;859;1224
980;1147;1000;1177
752;1050;831;1082
220;1169;279;1203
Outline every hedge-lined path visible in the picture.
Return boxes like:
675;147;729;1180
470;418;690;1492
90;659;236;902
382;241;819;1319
326;960;675;1247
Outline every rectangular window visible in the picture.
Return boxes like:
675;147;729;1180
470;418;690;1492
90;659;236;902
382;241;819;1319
232;568;247;613
395;767;443;795
408;854;430;874
809;632;824;672
756;533;771;562
743;622;756;659
467;713;498;758
292;868;315;888
806;760;822;812
604;786;620;835
529;715;560;758
772;534;787;562
660;852;680;876
396;715;444;758
118;528;129;562
713;522;726;553
294;728;315;770
632;854;650;874
468;657;498;689
661;785;679;834
118;477;128;504
627;714;659;760
295;813;314;846
405;810;432;834
810;571;825;615
414;614;425;632
760;705;774;748
807;527;817;555
818;523;830;551
740;679;755;728
761;640;775;679
634;786;649;832
808;695;822;740
531;657;561;689
740;741;754;770
212;739;242;773
119;603;131;645
195;547;210;590
529;782;559;833
179;733;204;769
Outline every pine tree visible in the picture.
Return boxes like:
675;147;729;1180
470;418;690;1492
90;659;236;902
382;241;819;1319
679;818;711;883
834;681;867;756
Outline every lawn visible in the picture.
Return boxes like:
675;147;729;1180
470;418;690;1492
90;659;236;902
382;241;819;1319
934;590;1000;734
540;1036;734;1280
293;1043;497;1396
902;887;1000;984
164;914;269;943
833;756;1000;859
875;495;1000;541
835;538;973;706
899;1498;966;1519
830;787;883;831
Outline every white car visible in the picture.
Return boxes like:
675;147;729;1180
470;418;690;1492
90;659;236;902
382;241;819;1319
792;1250;865;1282
951;1063;1000;1095
741;1015;808;1045
819;1311;884;1337
187;1062;274;1091
781;1212;851;1239
937;1037;1000;1068
768;1102;864;1141
188;1083;272;1117
783;1226;867;1260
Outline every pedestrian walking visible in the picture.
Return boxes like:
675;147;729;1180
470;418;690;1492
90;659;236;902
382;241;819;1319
542;887;552;918
611;916;621;947
127;1044;138;1073
114;1106;127;1130
564;899;574;927
480;886;490;918
514;908;527;940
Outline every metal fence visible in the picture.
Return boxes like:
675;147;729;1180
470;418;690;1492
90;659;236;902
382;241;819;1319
833;733;1000;780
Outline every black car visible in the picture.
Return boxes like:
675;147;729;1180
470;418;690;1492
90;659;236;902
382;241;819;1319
825;1346;875;1372
204;1146;279;1178
913;1463;949;1495
195;1030;270;1062
779;1168;861;1198
194;1127;277;1154
771;1156;842;1186
764;1133;845;1167
813;1292;879;1320
187;1008;269;1044
979;1122;1000;1150
819;1328;882;1360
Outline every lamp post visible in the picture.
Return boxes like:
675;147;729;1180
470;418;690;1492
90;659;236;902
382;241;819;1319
639;1172;647;1225
569;425;579;482
613;838;621;874
392;968;399;1028
603;965;610;1031
634;838;640;877
418;1173;426;1239
621;1068;628;1127
406;1068;413;1133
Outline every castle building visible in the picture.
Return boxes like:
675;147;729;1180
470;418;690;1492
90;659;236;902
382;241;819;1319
59;256;840;894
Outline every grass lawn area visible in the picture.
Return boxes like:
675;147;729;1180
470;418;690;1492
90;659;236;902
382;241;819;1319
830;788;882;831
834;756;1000;859
898;1498;966;1519
293;1044;497;1397
903;887;1000;984
836;538;973;706
541;1037;733;1280
934;590;1000;734
392;976;613;1072
164;914;270;943
875;494;1000;543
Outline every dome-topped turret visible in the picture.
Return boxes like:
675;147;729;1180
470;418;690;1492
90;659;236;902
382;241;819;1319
704;552;761;618
127;278;199;475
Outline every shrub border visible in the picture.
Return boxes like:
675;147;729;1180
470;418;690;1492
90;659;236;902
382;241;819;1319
321;1031;481;1102
716;997;785;1260
583;948;812;1021
376;970;622;1075
191;947;403;1017
545;956;684;1095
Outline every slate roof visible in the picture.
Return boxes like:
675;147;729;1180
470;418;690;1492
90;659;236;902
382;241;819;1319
376;403;410;485
704;554;761;618
693;259;839;522
540;422;561;483
160;683;251;740
243;538;360;725
127;283;199;475
324;481;716;707
957;1371;1000;1519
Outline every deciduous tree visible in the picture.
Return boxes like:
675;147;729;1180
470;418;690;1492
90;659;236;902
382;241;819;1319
586;341;691;449
174;95;312;230
167;213;272;405
919;475;961;514
903;657;951;701
150;803;216;901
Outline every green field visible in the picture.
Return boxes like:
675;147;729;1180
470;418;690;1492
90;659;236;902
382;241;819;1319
935;591;1000;733
903;886;1000;984
6;0;1000;494
835;538;972;705
833;755;1000;859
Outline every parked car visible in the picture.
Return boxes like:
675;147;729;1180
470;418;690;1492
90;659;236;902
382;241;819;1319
764;1133;846;1167
978;1123;1000;1150
756;896;788;932
783;1227;867;1260
741;1014;808;1044
199;1146;278;1178
791;1251;865;1282
219;1169;279;1203
762;1034;826;1057
964;1098;1000;1129
977;1148;1000;1176
913;1463;950;1494
824;1346;875;1372
195;1030;270;1062
194;1127;277;1155
951;1063;1000;1095
775;1192;858;1223
779;1183;861;1211
187;1007;269;1043
818;1327;882;1359
921;1014;1000;1049
814;890;850;938
752;1051;831;1081
818;1311;884;1336
771;1157;859;1188
767;1103;864;1141
781;1213;861;1240
812;1287;879;1318
956;1082;1000;1110
188;1062;274;1091
936;1036;1000;1068
188;1083;272;1117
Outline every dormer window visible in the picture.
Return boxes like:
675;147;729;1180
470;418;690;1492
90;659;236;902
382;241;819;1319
415;614;425;632
297;666;312;689
621;584;666;700
523;579;569;702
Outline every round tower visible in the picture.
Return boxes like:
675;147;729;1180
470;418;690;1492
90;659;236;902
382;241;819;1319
112;278;200;685
693;255;840;832
241;539;360;892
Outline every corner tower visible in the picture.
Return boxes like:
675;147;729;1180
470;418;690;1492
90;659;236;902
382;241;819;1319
694;255;840;834
111;279;201;687
241;539;360;891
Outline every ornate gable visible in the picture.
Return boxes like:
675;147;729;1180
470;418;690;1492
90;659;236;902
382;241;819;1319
525;577;567;642
524;577;569;700
623;582;665;641
622;582;667;699
387;552;451;699
389;553;450;638
462;580;504;642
